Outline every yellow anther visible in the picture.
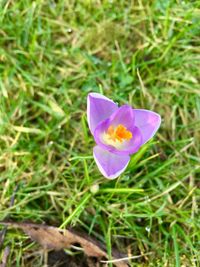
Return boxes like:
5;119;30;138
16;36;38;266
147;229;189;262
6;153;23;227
107;124;132;143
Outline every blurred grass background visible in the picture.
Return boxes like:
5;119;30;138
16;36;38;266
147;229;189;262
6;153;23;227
0;0;200;266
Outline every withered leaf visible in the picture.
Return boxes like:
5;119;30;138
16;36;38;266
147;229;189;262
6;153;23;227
0;222;129;267
0;246;10;267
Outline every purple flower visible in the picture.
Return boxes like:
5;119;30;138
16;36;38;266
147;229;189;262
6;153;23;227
87;93;161;179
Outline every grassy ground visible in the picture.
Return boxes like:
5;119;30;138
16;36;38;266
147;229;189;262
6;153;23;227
0;0;200;266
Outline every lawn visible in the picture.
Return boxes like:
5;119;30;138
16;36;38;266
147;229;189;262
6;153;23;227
0;0;200;266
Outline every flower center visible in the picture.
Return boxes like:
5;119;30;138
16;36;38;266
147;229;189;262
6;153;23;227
107;124;132;143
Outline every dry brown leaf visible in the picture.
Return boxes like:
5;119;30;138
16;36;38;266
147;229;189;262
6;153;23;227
0;222;129;267
0;246;10;267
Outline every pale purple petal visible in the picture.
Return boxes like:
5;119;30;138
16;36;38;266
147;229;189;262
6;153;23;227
94;105;143;155
133;109;161;144
87;93;118;134
107;105;135;130
93;146;130;179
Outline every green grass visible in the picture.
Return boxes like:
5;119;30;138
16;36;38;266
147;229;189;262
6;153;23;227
0;0;200;266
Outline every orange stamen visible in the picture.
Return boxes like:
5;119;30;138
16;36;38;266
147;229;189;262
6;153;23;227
107;124;132;143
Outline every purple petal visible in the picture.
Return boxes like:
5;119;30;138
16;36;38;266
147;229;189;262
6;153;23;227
94;105;143;155
106;105;135;130
87;93;118;134
93;146;130;179
133;109;161;144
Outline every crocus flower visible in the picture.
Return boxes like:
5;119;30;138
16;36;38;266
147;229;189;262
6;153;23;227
87;93;161;179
